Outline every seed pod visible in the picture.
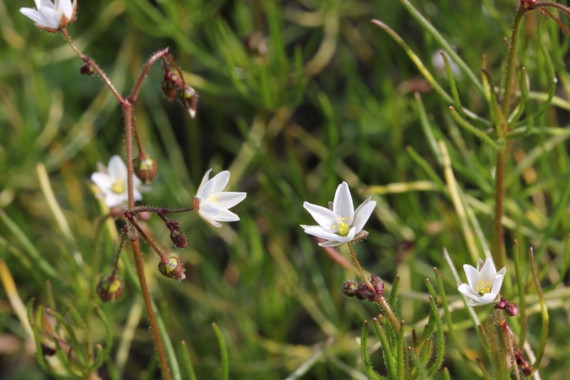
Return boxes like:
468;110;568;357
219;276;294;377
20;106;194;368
158;255;186;281
97;274;124;302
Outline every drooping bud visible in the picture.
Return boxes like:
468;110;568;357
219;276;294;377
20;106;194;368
134;152;158;185
158;255;186;281
161;65;182;101
97;274;124;302
178;83;198;118
80;63;95;76
170;230;188;248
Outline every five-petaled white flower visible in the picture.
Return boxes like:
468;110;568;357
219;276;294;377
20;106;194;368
20;0;77;32
458;258;506;306
301;181;376;247
192;169;246;227
91;156;143;208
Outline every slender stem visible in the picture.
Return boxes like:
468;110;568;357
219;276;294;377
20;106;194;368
346;242;373;290
374;294;401;334
110;234;128;279
124;104;172;380
493;6;527;268
345;242;401;332
59;28;124;104
501;6;527;119
124;210;168;263
129;48;170;103
494;149;506;269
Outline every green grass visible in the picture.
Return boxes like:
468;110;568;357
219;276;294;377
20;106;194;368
1;0;570;378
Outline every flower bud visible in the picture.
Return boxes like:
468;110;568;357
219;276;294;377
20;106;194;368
504;302;520;317
342;281;357;297
170;230;187;248
97;274;124;302
134;153;158;185
158;255;186;281
161;69;181;102
80;63;95;76
178;84;198;118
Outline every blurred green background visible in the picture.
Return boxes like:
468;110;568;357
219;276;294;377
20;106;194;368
1;0;570;378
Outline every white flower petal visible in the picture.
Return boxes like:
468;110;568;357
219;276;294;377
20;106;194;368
214;192;247;209
458;283;477;299
333;182;354;219
209;171;231;193
303;202;337;231
20;8;44;24
462;264;480;291
91;173;113;192
352;200;376;233
490;274;505;296
37;0;54;9
197;169;213;196
302;226;344;242
212;209;240;222
59;0;73;19
479;258;497;281
104;192;127;208
108;156;127;178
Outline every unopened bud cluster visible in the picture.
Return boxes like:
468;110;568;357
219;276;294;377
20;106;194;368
164;219;187;248
494;297;520;317
342;274;384;302
161;64;198;118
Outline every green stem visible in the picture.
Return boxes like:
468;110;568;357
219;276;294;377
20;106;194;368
494;149;506;270
346;242;373;290
493;5;528;268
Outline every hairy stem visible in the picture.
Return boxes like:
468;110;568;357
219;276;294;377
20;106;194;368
60;28;124;104
124;103;172;380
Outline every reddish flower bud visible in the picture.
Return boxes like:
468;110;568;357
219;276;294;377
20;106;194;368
170;230;187;248
178;84;198;118
342;281;358;297
134;152;158;185
505;302;520;317
80;63;95;76
97;274;124;302
161;70;181;101
158;255;186;281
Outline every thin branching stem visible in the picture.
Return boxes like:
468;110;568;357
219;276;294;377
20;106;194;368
60;28;124;104
124;103;172;380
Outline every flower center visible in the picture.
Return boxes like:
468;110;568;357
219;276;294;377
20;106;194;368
111;178;126;194
476;280;491;295
332;216;350;236
207;195;218;205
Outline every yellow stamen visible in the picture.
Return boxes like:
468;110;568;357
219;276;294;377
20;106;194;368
111;178;125;194
335;216;350;236
207;195;217;205
476;280;491;295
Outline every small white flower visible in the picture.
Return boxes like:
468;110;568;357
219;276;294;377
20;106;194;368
20;0;76;31
301;182;376;247
458;258;506;306
91;156;143;208
193;169;246;227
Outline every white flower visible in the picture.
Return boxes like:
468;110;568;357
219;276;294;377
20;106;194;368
301;182;376;247
20;0;76;31
91;155;143;208
193;169;246;227
458;258;506;306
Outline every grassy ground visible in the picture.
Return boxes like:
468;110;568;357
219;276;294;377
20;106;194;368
1;0;569;379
